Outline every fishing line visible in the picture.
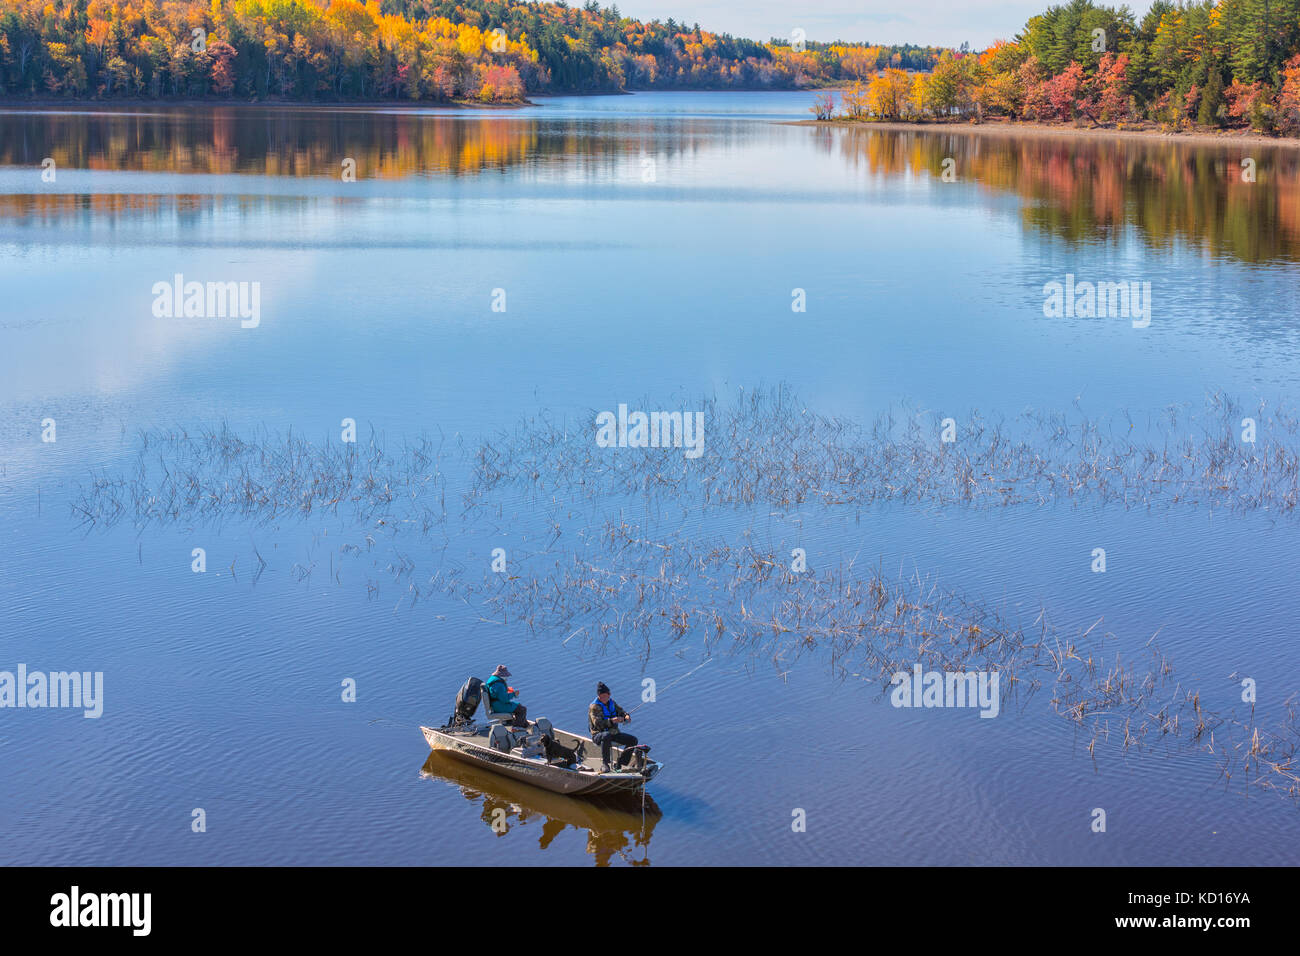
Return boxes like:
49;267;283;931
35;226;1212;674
629;657;713;714
367;712;419;728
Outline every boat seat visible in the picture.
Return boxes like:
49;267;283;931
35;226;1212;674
482;695;515;724
486;723;513;754
517;729;545;758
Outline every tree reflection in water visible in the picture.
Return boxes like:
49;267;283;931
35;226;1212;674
826;124;1300;264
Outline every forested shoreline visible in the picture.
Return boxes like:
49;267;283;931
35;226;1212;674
812;0;1300;137
1;0;1299;138
0;0;939;103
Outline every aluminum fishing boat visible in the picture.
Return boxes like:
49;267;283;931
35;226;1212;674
421;709;663;797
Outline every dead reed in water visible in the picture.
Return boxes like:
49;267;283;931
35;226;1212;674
74;421;452;531
66;389;1300;798
445;519;1300;799
469;387;1300;516
73;389;1300;530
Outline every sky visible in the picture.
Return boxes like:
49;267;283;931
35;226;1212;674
619;0;1158;50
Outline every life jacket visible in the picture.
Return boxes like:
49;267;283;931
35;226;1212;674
594;697;618;719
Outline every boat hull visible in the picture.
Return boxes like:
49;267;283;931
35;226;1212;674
420;724;660;796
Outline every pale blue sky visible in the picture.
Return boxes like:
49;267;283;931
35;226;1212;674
619;0;1158;49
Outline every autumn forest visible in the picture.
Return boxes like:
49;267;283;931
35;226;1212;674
0;0;941;102
821;0;1300;136
1;0;1299;136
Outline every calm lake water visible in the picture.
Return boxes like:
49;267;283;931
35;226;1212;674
2;92;1299;865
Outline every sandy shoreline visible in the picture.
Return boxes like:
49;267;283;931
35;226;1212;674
795;117;1300;150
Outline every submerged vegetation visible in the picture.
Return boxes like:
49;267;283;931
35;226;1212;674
74;390;1300;529
70;387;1300;798
455;523;1300;798
470;388;1300;515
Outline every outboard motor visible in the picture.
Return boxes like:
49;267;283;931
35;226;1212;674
450;676;485;725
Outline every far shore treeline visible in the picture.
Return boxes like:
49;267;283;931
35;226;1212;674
0;0;941;103
818;0;1300;137
0;0;1298;137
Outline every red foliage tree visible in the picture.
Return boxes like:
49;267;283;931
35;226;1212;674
208;40;237;96
1044;61;1083;121
1278;54;1300;135
1225;79;1274;131
1094;53;1130;123
1018;55;1049;120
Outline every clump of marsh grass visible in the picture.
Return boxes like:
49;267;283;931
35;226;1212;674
467;387;1300;517
66;391;1300;799
74;421;452;531
73;390;1300;531
444;518;1300;799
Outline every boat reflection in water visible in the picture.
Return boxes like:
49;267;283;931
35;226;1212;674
420;751;660;866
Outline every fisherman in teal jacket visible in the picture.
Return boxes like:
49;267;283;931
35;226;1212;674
484;664;528;728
